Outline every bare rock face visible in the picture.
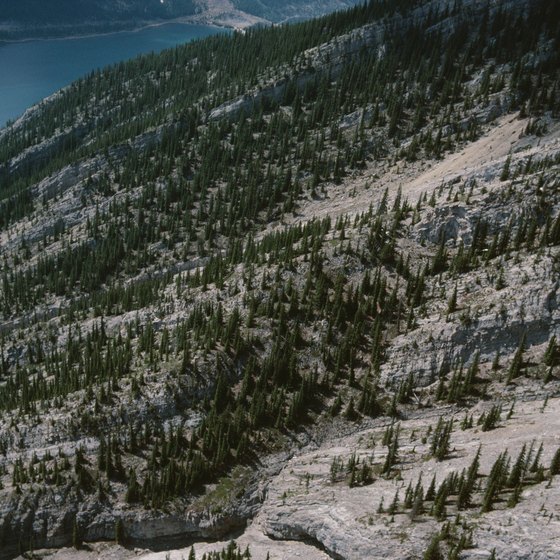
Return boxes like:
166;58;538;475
1;488;260;560
8;126;89;177
383;247;560;389
252;394;560;560
414;204;471;245
86;395;558;560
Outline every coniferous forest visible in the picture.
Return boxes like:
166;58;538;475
0;0;560;558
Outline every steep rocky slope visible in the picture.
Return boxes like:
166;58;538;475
0;0;559;559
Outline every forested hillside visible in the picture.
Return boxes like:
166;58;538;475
0;0;559;559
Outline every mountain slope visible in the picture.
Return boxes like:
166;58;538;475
0;0;559;559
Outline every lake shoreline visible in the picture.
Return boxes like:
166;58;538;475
0;22;228;128
0;12;263;45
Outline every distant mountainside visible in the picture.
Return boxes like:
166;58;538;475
0;0;362;40
0;0;198;39
232;0;362;22
0;0;198;23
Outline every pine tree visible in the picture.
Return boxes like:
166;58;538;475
482;451;509;513
382;424;400;475
126;468;141;503
507;484;522;508
480;404;502;432
410;477;425;520
430;417;453;461
549;447;560;477
447;284;458;315
433;481;448;520
544;336;558;366
457;446;480;510
500;154;512;181
506;444;526;488
423;534;443;560
72;519;82;549
115;519;124;545
388;489;400;515
425;475;437;502
507;334;526;383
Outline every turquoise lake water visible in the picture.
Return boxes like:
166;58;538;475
0;23;222;128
